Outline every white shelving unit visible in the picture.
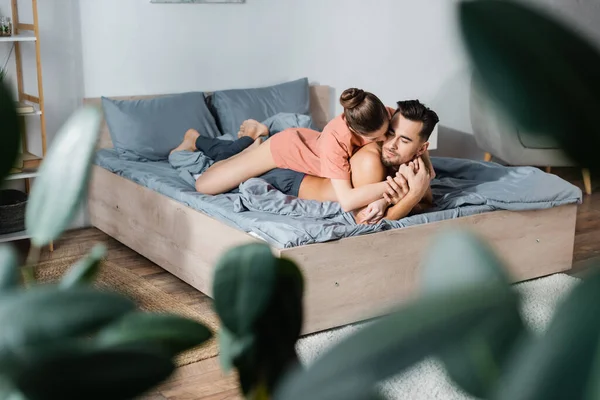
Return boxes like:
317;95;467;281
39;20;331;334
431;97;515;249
4;171;39;181
17;104;42;116
0;230;31;244
0;32;36;42
22;110;42;116
1;0;52;251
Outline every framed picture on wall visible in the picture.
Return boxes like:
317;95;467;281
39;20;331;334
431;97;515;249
150;0;244;3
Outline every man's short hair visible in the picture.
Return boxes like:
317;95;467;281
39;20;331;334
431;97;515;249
393;100;440;141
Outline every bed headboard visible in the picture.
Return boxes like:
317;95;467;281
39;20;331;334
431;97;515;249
83;85;333;149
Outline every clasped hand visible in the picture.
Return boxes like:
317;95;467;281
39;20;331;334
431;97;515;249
385;157;430;205
357;157;431;225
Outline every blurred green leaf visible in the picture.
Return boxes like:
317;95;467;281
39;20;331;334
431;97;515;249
491;269;600;400
438;309;523;398
421;229;511;293
254;258;304;392
95;312;212;357
0;377;23;400
218;257;304;395
0;245;19;291
212;243;277;336
0;80;20;182
237;354;262;397
219;326;259;396
459;0;600;172
248;382;270;400
0;286;135;357
218;328;234;372
0;391;25;400
259;258;304;347
218;326;255;373
25;105;103;247
59;243;106;289
13;344;174;400
420;230;524;397
273;285;518;400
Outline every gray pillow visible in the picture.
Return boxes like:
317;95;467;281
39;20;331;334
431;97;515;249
101;92;221;162
262;112;318;136
210;77;310;137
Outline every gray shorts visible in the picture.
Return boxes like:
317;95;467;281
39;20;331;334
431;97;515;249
258;168;305;197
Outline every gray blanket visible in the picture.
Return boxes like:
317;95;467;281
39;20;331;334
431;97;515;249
165;149;582;243
94;113;582;249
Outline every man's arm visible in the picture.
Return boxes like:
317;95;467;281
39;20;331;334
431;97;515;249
383;192;424;220
422;187;433;205
420;150;434;206
349;148;432;222
385;184;432;219
420;150;435;180
384;159;431;220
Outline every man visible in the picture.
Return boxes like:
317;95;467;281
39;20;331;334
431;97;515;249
345;100;437;223
171;99;439;223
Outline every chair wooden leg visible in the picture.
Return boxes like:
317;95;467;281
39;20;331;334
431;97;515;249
582;168;592;195
484;152;492;162
545;166;552;173
49;241;54;252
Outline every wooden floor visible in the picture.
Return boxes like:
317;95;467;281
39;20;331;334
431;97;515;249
13;167;600;399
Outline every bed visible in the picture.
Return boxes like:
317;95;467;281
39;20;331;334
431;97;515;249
84;82;581;335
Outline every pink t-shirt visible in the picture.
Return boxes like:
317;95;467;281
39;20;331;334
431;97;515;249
270;107;395;180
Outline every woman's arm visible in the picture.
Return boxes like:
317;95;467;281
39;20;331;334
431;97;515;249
330;179;389;212
319;132;391;212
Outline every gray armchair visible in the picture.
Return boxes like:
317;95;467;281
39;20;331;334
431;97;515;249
470;79;591;195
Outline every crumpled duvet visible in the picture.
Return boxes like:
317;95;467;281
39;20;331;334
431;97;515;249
95;144;582;249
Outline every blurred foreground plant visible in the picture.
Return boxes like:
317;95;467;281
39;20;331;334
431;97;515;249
211;1;600;399
0;79;212;400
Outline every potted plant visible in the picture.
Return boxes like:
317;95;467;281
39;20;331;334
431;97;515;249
209;2;600;400
0;77;214;399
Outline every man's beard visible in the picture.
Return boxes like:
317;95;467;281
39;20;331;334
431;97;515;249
381;152;409;168
381;155;395;168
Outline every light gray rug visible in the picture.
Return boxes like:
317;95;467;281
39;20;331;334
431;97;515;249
295;273;580;400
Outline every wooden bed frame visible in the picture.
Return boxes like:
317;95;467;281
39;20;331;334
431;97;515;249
84;86;578;335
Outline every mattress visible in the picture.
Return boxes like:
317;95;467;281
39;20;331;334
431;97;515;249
93;148;582;249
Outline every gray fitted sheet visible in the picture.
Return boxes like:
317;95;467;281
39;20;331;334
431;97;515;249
93;148;582;249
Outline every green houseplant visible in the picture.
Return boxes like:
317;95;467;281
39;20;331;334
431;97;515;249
210;1;600;399
2;0;595;398
0;78;213;400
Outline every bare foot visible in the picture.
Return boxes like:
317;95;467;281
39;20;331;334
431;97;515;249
170;129;200;156
238;119;269;140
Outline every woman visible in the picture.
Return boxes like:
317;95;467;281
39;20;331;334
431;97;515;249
194;88;402;212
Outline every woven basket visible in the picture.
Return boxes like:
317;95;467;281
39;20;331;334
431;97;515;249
0;189;27;235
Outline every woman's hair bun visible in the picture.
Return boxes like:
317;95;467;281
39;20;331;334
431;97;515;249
340;88;366;110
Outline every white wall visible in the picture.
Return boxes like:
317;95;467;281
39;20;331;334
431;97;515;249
79;0;305;97
0;0;86;228
80;0;471;149
78;0;600;159
1;0;84;155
